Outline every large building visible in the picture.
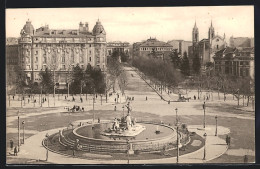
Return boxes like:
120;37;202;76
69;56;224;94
213;47;254;80
107;41;130;56
18;19;107;86
229;36;254;48
191;21;227;66
167;40;192;58
6;42;19;87
133;37;173;60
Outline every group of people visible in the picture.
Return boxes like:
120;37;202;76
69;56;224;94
226;135;231;147
9;139;18;156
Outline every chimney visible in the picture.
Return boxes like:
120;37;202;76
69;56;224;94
79;22;84;32
84;22;89;32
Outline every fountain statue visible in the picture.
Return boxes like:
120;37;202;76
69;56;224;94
102;102;146;137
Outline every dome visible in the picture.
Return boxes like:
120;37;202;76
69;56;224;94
92;19;106;35
22;19;34;36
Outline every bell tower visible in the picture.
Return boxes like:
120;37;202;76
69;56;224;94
208;20;215;44
192;20;199;45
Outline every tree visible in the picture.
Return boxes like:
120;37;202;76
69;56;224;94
39;68;54;94
91;68;106;94
192;54;201;74
14;65;26;94
180;51;190;76
169;49;181;69
107;54;123;92
70;64;84;94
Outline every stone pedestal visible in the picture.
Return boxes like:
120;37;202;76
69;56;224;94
128;143;134;155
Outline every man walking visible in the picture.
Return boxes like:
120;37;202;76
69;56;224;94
14;146;18;156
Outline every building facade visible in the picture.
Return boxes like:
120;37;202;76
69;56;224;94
133;37;173;60
213;47;254;80
167;40;192;58
107;41;130;55
229;36;254;48
6;43;19;87
18;19;107;86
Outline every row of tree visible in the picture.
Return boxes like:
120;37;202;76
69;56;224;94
14;64;106;95
107;50;128;94
132;55;183;89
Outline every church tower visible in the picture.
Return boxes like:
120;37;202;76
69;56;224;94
208;20;215;44
192;21;199;45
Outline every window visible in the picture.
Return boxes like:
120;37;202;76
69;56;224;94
62;56;65;63
43;56;47;63
89;57;91;62
35;57;38;62
217;45;219;49
240;61;243;66
89;50;91;55
63;65;66;70
35;65;38;70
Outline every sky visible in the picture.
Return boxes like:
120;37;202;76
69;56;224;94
6;6;254;44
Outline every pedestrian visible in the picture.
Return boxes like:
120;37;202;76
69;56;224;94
206;96;209;100
114;98;116;103
146;96;147;101
80;97;82;103
45;98;46;101
98;118;100;123
65;96;67;100
226;135;229;146
14;146;18;156
22;96;24;100
73;97;75;102
10;140;14;150
28;99;30;103
194;95;196;100
228;136;231;146
13;95;14;100
82;107;84;112
244;155;248;163
114;106;117;111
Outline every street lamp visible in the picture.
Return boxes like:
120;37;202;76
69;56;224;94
203;102;206;129
176;125;179;164
126;139;130;164
215;116;218;136
22;121;25;144
17;111;20;152
175;108;178;125
203;133;207;160
45;133;49;161
122;105;125;117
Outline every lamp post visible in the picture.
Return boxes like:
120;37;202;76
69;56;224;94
22;121;25;144
203;102;206;129
126;139;130;164
40;86;42;107
215;116;218;136
176;125;179;164
17;111;20;152
203;133;207;160
175;108;178;125
45;133;49;161
122;105;125;118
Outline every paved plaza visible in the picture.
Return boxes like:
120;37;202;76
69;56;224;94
6;66;255;164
